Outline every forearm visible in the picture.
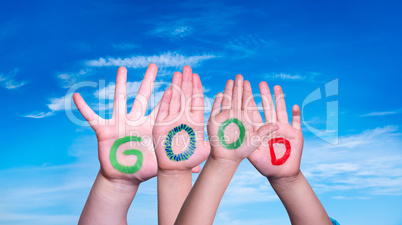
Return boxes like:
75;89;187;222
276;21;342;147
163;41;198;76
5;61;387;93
175;156;240;225
157;169;192;225
269;171;331;225
78;172;139;225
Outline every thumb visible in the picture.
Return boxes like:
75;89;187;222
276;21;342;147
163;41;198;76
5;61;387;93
254;123;278;145
191;165;201;173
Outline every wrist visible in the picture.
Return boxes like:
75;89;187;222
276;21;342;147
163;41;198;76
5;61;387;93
97;171;140;196
158;168;192;177
208;154;241;171
268;170;303;188
209;147;243;166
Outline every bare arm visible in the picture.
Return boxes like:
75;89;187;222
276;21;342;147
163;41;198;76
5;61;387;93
269;172;331;225
175;156;239;225
78;173;139;225
175;76;277;225
153;66;209;225
248;83;331;225
74;64;160;225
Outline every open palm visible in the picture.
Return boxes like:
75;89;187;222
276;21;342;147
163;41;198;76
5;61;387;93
207;75;278;163
248;82;304;180
153;66;210;172
73;64;160;184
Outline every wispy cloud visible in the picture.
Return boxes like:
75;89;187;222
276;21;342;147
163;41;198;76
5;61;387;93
112;43;140;50
223;169;278;204
57;69;91;88
146;1;244;38
266;72;320;82
360;110;401;117
267;73;305;80
24;112;55;119
95;81;166;99
225;35;272;55
86;52;216;68
148;25;193;39
0;135;157;225
325;125;398;149
302;125;402;196
24;93;75;119
93;81;168;111
0;68;26;90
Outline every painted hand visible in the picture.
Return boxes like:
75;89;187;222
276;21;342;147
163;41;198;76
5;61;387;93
73;64;159;185
207;75;278;163
248;82;304;181
153;66;210;172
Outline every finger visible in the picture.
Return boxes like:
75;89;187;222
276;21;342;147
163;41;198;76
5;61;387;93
274;85;289;123
256;123;279;141
221;79;234;110
259;81;276;123
191;165;201;173
232;74;243;111
147;102;160;125
112;67;128;119
181;66;193;104
169;71;183;114
155;88;172;122
130;63;158;117
247;147;264;165
211;92;223;116
73;93;103;130
244;81;264;132
242;80;254;122
291;104;302;130
249;92;263;124
191;73;204;114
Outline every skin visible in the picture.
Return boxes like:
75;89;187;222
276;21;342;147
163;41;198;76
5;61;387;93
153;66;210;225
74;64;160;225
247;82;332;225
174;75;278;225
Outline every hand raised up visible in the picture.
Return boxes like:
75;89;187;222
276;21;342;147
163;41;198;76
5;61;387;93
153;65;210;172
73;64;160;185
248;82;304;181
207;75;278;163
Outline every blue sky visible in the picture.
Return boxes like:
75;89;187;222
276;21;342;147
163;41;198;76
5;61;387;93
1;0;402;224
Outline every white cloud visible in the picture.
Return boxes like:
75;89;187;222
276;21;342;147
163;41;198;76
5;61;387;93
0;135;158;225
302;125;402;196
57;69;91;88
324;125;398;149
5;80;26;89
24;93;75;119
0;68;26;90
24;112;55;119
149;25;193;39
47;93;74;111
266;72;320;82
95;81;166;99
112;43;139;50
360;110;400;117
225;35;272;55
92;81;168;114
223;169;278;204
267;73;305;80
86;52;216;68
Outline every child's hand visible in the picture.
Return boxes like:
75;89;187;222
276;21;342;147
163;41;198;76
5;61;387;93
207;75;278;163
73;64;159;185
153;66;210;172
248;82;303;181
